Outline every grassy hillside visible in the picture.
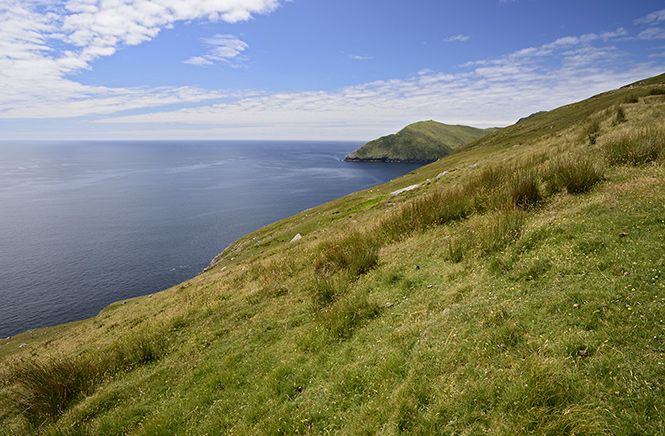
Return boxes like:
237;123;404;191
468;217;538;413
2;74;665;435
344;120;496;163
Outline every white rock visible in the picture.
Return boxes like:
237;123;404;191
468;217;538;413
290;233;302;243
390;184;419;197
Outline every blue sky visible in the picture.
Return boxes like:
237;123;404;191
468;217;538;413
1;0;665;141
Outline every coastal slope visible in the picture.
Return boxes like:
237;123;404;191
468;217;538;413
344;120;497;163
2;74;665;435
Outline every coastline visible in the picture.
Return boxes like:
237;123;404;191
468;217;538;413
343;156;436;164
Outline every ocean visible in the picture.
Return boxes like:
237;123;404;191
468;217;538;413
0;140;421;338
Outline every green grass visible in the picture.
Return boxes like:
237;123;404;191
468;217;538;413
2;74;665;436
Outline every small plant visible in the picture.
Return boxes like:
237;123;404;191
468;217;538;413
475;165;508;192
587;132;597;145
311;273;347;308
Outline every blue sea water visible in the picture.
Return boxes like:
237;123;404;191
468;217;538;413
0;140;421;338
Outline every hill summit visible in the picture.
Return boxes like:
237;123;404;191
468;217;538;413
344;120;497;163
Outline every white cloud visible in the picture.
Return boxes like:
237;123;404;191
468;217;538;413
183;56;214;66
444;34;470;43
351;55;372;60
0;0;281;115
635;8;665;25
185;34;249;66
638;27;665;40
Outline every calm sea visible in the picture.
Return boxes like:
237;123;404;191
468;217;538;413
0;141;421;338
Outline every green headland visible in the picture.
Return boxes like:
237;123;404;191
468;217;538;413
1;74;665;435
344;120;498;163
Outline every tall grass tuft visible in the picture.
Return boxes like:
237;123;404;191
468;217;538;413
311;273;348;308
315;231;380;277
2;330;171;426
648;87;665;96
7;358;99;425
548;156;604;194
585;119;601;145
380;186;471;240
604;127;665;166
478;210;525;255
107;332;170;373
316;289;380;339
507;170;541;209
623;94;639;104
612;105;626;125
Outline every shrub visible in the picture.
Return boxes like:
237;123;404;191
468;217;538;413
549;156;604;194
604;127;665;166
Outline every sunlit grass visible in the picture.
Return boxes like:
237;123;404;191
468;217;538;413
2;74;665;435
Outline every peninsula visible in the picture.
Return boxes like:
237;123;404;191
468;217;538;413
344;120;497;163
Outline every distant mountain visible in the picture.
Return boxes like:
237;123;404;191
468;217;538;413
344;120;498;163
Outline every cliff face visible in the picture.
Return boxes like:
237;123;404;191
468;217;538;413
344;120;497;163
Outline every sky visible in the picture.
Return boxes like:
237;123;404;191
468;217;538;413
1;0;665;141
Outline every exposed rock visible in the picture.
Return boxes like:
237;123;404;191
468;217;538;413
390;184;419;197
290;233;302;243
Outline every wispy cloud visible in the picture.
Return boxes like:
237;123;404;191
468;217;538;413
1;3;664;140
94;29;661;139
635;8;665;25
184;34;249;66
638;28;665;40
351;55;372;60
634;9;665;41
444;34;470;43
